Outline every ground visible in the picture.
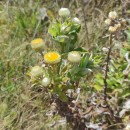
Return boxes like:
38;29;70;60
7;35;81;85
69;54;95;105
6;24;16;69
0;0;130;130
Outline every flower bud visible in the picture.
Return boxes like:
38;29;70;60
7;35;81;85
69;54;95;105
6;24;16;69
30;66;43;77
72;17;81;24
68;51;81;63
115;23;121;29
121;18;127;25
102;47;109;52
61;26;67;32
104;19;111;25
108;11;118;20
58;8;70;17
31;38;45;52
108;26;117;33
125;123;130;130
42;77;51;87
61;25;71;34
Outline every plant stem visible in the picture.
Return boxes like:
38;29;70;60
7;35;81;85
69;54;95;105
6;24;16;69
103;34;112;101
103;34;121;122
81;0;90;46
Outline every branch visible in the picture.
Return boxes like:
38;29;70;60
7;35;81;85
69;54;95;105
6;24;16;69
81;0;90;46
103;34;112;101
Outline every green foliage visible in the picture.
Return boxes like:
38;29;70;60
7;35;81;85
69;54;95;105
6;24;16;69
49;22;60;37
29;8;95;102
68;54;94;81
1;0;130;129
125;30;130;43
48;18;81;53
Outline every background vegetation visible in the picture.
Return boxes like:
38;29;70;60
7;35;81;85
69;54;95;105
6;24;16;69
0;0;130;130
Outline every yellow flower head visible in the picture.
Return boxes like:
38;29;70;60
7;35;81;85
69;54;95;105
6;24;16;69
31;38;45;52
44;52;61;64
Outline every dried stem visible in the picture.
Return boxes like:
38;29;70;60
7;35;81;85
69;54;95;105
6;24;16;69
81;0;90;46
103;34;123;122
103;34;112;101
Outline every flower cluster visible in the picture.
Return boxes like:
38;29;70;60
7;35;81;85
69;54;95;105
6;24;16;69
105;11;127;33
29;8;94;102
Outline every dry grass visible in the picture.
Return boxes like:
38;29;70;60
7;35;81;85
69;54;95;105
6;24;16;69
0;0;122;129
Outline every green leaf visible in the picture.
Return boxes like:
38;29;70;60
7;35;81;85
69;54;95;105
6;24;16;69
73;47;87;52
78;68;92;76
70;66;80;76
55;35;69;43
79;55;94;69
79;55;89;68
70;24;81;33
59;93;68;102
48;22;60;37
93;85;103;91
125;30;130;43
60;22;71;34
122;92;130;98
69;33;77;44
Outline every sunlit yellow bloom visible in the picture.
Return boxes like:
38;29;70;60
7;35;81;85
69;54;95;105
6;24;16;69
44;52;61;64
31;38;45;52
